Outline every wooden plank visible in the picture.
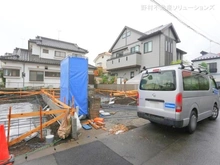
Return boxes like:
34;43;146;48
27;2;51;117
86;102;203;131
40;107;43;140
10;109;68;118
41;90;70;109
9;113;65;146
7;107;11;144
88;120;100;129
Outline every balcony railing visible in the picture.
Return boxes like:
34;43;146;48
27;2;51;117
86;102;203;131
107;52;141;70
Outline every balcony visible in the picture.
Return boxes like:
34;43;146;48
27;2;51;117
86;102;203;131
106;52;141;71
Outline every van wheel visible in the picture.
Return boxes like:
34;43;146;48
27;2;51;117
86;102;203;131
209;104;219;120
187;111;197;134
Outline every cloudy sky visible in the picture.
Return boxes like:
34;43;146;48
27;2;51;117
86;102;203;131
1;0;220;65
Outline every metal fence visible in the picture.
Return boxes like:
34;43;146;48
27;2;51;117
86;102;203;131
0;117;47;141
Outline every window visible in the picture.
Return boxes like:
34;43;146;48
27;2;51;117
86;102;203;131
166;39;173;53
43;49;49;54
122;30;131;39
30;71;44;81
208;63;217;73
182;71;209;90
116;50;124;57
168;42;170;52
140;70;176;91
111;73;118;77
118;59;120;63
165;41;168;51
45;72;60;77
131;47;135;53
127;31;131;37
170;43;173;53
131;45;140;53
144;41;152;53
126;57;128;61
55;51;66;58
3;69;20;77
112;60;113;64
130;71;134;79
135;45;140;52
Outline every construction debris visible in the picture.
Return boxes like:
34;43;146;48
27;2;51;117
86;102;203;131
109;124;129;135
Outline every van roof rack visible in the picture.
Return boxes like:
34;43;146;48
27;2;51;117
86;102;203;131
141;66;148;74
179;61;208;74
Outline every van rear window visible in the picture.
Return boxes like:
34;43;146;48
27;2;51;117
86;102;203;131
140;70;176;91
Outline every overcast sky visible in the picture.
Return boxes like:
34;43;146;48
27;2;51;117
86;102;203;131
1;0;220;65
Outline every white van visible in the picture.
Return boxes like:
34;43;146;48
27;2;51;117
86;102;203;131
137;64;220;133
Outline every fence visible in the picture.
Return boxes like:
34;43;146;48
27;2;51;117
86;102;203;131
96;84;138;91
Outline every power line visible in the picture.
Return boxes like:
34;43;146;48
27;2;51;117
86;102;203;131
150;0;220;46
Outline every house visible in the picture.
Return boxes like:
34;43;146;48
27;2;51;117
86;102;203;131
93;52;111;71
0;36;96;88
192;51;220;82
106;23;187;80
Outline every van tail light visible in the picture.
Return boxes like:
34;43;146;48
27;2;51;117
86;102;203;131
137;92;139;106
175;93;182;113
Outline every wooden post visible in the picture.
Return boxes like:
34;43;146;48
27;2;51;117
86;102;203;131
40;106;43;141
7;107;12;144
53;90;55;98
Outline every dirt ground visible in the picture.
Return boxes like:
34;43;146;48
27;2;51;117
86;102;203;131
9;96;137;157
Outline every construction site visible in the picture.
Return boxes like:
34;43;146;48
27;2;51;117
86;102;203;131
0;86;142;161
0;56;142;165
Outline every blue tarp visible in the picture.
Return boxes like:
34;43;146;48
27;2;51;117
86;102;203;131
60;56;88;116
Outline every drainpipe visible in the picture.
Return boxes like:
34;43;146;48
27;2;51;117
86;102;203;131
22;62;25;88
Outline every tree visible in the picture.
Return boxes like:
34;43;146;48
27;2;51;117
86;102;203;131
171;60;190;65
199;62;209;72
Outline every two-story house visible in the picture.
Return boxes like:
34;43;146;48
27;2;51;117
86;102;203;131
0;36;96;88
192;51;220;82
93;52;111;71
106;23;186;80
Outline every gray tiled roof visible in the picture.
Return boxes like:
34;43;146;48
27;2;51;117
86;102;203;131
144;25;165;35
138;23;180;42
29;36;88;54
192;52;220;62
0;53;96;69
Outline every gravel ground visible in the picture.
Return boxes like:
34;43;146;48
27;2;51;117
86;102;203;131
8;96;144;157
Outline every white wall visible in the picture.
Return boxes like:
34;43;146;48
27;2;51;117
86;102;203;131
1;60;94;88
193;59;220;81
95;55;111;69
31;43;83;59
1;60;60;88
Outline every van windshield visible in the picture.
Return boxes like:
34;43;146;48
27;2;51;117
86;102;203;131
140;70;176;91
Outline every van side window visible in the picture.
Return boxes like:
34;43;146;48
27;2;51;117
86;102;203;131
182;71;209;90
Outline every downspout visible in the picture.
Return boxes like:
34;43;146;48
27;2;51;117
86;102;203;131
23;62;25;88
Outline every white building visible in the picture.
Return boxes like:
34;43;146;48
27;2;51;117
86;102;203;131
93;52;111;70
0;36;96;88
192;51;220;82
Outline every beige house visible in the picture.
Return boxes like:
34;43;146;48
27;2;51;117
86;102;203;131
107;23;187;80
93;52;111;73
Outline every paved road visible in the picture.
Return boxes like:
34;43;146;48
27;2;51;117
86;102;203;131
101;118;220;165
16;113;220;165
